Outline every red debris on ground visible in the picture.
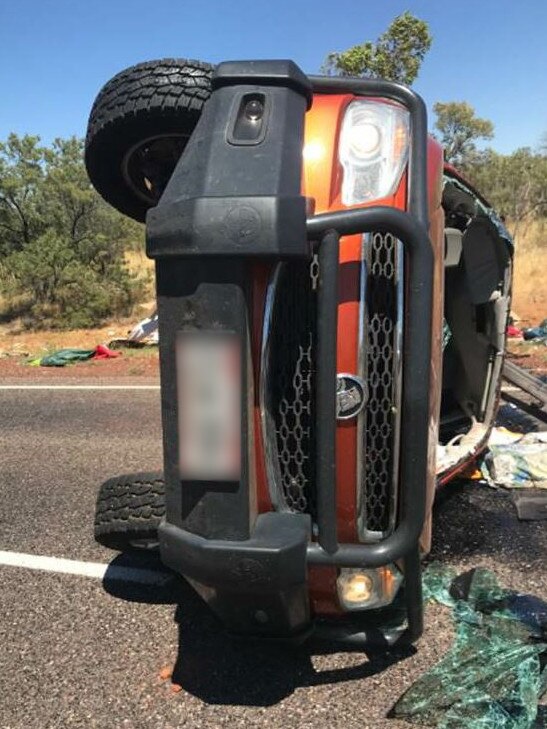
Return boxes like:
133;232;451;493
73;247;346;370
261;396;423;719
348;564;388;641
507;324;523;338
92;344;121;360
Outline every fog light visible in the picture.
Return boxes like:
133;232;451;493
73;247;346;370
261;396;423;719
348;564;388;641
342;573;373;603
337;565;403;611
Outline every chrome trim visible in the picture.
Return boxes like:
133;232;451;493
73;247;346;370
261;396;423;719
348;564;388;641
259;263;286;510
356;234;374;540
356;233;404;542
391;238;404;526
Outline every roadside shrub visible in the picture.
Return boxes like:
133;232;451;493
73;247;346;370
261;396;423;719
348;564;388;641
0;134;145;329
0;230;144;329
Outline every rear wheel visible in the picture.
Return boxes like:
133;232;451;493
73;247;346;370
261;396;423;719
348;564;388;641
94;472;165;551
85;58;214;222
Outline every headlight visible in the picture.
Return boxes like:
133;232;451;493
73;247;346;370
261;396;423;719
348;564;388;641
339;100;410;205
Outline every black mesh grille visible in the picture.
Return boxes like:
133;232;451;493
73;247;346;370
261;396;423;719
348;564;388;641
359;232;400;534
266;236;400;537
268;260;317;515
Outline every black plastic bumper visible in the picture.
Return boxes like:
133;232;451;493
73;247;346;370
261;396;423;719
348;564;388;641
160;513;312;639
158;205;432;641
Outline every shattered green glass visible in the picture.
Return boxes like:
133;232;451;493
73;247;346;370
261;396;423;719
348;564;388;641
442;320;452;351
392;566;547;728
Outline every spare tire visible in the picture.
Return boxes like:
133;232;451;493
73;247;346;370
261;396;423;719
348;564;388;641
94;471;165;551
85;58;214;222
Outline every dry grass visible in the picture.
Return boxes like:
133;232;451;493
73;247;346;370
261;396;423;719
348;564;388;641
125;247;155;304
510;219;546;326
124;247;154;279
0;247;156;356
0;320;142;357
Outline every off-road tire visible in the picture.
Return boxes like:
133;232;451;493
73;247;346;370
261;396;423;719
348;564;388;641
85;58;214;222
94;471;165;551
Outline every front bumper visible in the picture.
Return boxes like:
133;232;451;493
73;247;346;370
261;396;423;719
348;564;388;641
158;205;433;642
149;63;434;643
160;513;312;639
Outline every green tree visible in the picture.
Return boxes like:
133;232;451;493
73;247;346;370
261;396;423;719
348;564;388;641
323;12;432;84
0;133;145;329
2;231;76;308
0;134;48;253
433;102;494;167
465;148;547;237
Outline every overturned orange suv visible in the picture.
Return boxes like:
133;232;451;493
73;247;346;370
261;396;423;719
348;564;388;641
87;59;513;646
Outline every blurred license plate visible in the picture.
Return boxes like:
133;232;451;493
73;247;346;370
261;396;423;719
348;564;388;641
176;331;241;481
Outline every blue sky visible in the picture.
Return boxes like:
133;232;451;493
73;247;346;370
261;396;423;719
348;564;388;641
0;0;545;153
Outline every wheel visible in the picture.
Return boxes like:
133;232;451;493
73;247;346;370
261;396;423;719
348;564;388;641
85;58;214;222
94;471;165;551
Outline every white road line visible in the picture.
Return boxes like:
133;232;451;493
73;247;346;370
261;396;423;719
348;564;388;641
0;385;160;390
0;550;172;585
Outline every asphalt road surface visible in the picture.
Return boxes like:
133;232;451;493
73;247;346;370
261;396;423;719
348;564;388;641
0;382;545;728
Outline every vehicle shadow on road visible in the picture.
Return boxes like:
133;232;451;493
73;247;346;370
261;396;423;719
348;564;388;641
103;552;415;707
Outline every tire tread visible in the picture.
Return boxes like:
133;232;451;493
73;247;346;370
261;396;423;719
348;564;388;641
94;471;165;551
86;58;213;144
85;58;214;221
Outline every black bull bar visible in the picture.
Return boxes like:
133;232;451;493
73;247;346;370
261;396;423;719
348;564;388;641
147;62;434;642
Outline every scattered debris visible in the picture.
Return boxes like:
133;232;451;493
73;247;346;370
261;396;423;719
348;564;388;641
504;361;547;400
93;344;121;360
109;312;158;348
501;361;547;425
507;324;523;338
489;427;524;446
391;566;547;729
523;319;547;344
473;427;547;521
481;430;547;490
30;345;121;367
512;490;547;521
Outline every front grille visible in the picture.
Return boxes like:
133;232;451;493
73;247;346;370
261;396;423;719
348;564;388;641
264;260;317;515
358;232;402;537
263;234;402;540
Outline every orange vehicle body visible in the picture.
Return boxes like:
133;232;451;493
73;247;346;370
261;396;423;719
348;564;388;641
247;93;446;615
